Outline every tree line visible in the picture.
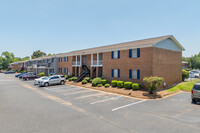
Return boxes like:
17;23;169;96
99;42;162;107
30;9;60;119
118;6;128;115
182;52;200;69
0;50;52;70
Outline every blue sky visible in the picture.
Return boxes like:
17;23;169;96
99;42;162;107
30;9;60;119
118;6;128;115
0;0;199;58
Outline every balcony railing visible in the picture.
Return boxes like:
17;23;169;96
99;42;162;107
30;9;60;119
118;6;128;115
72;61;81;66
92;60;103;66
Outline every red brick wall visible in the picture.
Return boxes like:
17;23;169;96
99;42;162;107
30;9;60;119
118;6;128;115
152;47;182;87
102;47;153;84
57;57;73;75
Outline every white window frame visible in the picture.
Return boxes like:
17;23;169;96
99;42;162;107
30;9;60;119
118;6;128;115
131;49;137;58
113;51;118;59
132;70;137;79
113;69;118;78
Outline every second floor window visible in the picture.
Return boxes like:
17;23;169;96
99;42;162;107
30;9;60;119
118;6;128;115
59;57;62;62
64;57;68;62
129;48;140;58
111;50;120;59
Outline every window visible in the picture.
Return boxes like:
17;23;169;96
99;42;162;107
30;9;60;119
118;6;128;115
64;57;68;62
129;48;140;58
111;51;120;59
58;68;62;73
51;76;59;79
111;69;120;78
64;68;68;74
129;69;140;79
59;57;62;62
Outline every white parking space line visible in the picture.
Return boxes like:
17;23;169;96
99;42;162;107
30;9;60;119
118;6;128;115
51;88;82;92
90;96;122;105
64;90;91;96
43;86;70;90
75;93;108;99
112;100;146;112
0;80;14;81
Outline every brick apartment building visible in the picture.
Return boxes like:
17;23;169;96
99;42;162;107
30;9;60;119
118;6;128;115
10;35;184;87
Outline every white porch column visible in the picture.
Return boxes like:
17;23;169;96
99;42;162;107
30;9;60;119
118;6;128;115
97;53;99;66
76;55;77;65
80;55;82;66
91;54;93;66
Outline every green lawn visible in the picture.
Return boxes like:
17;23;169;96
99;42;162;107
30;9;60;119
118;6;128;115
168;79;200;92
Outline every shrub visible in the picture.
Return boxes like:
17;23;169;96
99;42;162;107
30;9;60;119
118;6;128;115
84;77;91;82
68;76;77;81
47;74;51;76
89;79;93;83
111;80;118;87
143;76;164;94
117;81;124;88
39;72;45;77
97;84;103;87
124;82;133;89
182;70;189;81
132;83;140;90
92;77;102;86
82;80;88;84
64;75;68;79
102;79;108;85
68;78;73;81
104;84;110;88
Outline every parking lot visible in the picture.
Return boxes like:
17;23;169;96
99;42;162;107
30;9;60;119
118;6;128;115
0;73;200;133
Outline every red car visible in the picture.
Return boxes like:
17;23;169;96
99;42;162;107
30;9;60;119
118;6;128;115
22;75;40;81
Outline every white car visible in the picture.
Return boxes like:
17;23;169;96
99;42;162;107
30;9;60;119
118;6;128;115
189;71;200;78
34;76;47;85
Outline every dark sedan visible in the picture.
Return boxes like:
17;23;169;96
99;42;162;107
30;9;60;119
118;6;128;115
15;72;26;77
22;75;40;81
5;71;15;74
18;73;34;79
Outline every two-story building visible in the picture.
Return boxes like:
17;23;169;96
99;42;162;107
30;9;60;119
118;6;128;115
9;35;184;87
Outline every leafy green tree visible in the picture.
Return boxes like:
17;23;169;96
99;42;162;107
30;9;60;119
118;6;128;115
31;50;46;59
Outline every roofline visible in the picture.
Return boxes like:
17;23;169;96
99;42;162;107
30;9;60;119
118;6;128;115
153;35;185;51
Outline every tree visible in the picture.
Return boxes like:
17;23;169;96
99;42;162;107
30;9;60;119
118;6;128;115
0;51;15;70
31;50;46;59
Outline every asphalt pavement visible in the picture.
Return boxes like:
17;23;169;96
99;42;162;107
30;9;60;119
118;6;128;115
0;73;200;133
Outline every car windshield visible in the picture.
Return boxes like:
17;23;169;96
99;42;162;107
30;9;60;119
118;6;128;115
44;77;50;80
193;85;200;90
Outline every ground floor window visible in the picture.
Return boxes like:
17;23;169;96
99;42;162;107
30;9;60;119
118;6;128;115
112;69;120;78
58;68;62;73
64;68;68;74
49;69;54;74
129;69;140;79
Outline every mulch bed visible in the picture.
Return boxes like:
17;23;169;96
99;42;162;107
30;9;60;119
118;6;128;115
65;81;179;100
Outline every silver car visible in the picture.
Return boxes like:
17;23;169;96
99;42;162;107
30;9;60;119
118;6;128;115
38;75;66;87
191;83;200;103
34;76;47;85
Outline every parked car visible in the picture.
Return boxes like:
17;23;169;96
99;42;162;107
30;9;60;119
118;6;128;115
15;72;26;77
38;75;66;87
22;74;40;81
18;72;34;79
189;71;199;78
191;82;200;103
5;71;15;74
34;76;47;85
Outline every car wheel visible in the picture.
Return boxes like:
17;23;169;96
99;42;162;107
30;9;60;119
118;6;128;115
44;82;49;87
60;80;65;85
192;99;196;104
